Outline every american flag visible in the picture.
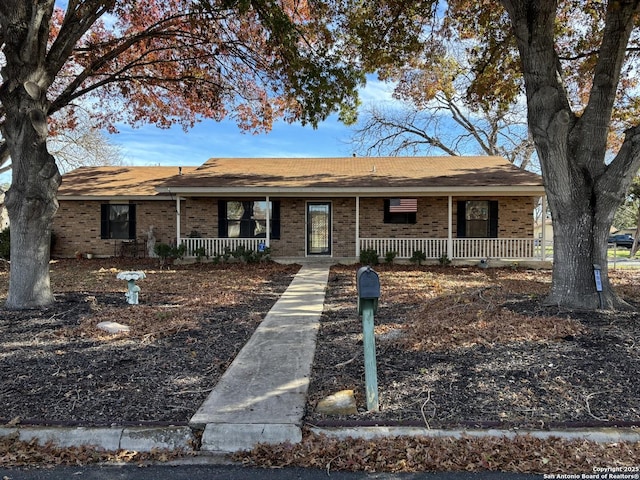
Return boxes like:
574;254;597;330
389;198;418;213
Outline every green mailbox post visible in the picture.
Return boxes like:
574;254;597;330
356;266;380;412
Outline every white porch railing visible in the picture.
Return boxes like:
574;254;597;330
360;238;447;259
360;238;538;259
180;237;540;259
180;237;262;257
452;238;535;259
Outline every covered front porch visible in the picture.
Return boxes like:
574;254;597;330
174;194;550;262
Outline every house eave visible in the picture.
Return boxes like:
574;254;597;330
58;195;175;201
156;185;546;197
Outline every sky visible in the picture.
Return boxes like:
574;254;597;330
106;78;397;170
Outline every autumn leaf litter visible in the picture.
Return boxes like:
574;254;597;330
1;260;639;471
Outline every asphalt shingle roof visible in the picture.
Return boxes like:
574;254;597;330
162;156;542;189
58;157;543;197
58;166;196;197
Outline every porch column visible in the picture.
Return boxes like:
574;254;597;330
447;196;453;259
176;196;181;247
265;196;271;248
355;196;360;257
541;195;547;261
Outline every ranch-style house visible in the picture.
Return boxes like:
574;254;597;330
52;156;548;263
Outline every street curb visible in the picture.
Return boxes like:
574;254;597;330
0;425;196;452
2;424;639;457
310;426;640;444
200;423;302;453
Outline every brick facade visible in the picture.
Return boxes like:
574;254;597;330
183;197;216;238
53;199;181;258
53;195;535;258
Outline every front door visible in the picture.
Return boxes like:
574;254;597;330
307;202;331;255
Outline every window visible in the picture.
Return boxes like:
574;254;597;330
456;200;498;238
384;198;417;224
218;200;280;239
100;204;136;239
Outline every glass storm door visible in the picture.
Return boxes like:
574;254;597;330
307;202;331;255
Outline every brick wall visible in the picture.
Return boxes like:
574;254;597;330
496;196;536;237
332;198;356;257
275;198;304;257
54;195;535;258
183;197;217;238
53;199;180;258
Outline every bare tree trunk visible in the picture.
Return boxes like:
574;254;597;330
3;99;61;309
1;0;62;309
546;187;625;310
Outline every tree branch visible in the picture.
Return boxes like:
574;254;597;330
46;0;116;80
577;1;640;165
48;12;226;114
21;0;55;67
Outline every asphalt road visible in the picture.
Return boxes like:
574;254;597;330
0;464;545;479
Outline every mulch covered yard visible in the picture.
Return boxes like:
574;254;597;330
1;260;639;428
1;260;640;472
306;265;640;430
0;259;299;425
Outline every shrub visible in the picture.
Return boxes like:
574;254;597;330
255;246;271;263
173;244;187;259
231;245;252;262
359;248;379;265
410;250;427;266
384;251;398;264
154;243;186;266
229;245;271;263
438;253;452;266
191;246;208;262
154;242;173;260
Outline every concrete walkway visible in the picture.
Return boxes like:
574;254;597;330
189;264;330;453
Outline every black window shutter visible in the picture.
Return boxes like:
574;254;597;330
456;201;466;238
218;200;227;238
489;201;499;238
383;199;390;223
100;204;110;239
271;201;280;239
128;204;137;239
